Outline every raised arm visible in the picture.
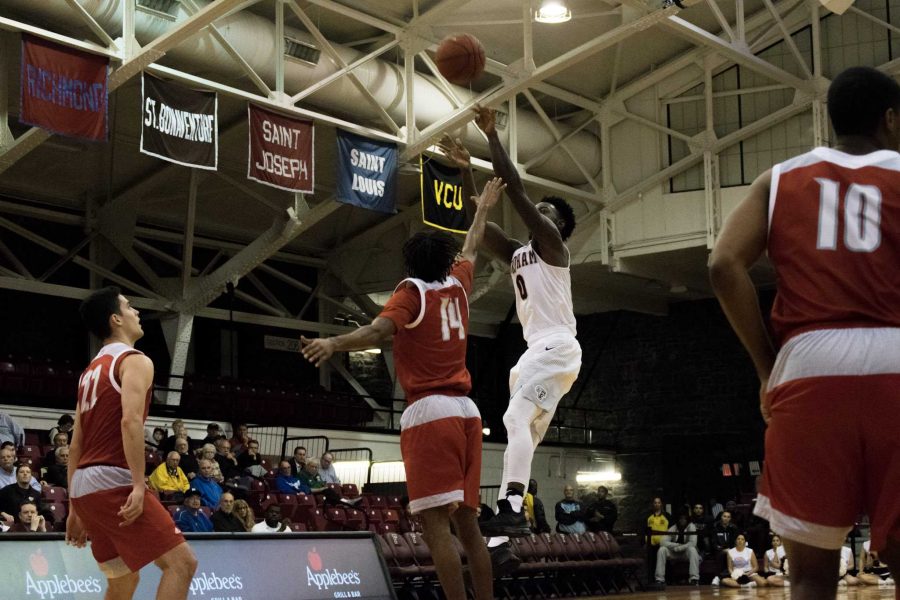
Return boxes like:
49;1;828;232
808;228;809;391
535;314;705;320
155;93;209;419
436;134;519;262
709;169;776;422
300;317;396;368
461;177;506;264
473;106;567;264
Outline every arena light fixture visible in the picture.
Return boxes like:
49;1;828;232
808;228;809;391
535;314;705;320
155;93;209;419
535;0;572;23
575;470;622;483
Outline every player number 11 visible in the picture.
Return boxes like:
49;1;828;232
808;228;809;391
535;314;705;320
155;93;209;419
815;178;882;252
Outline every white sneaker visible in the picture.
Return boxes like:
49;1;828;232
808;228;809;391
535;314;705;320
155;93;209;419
741;582;757;588
711;576;720;586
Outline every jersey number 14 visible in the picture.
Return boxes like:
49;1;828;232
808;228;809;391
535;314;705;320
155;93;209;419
816;178;882;252
439;297;465;341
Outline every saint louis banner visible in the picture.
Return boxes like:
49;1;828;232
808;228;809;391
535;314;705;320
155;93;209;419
247;104;314;192
20;35;108;141
421;156;467;234
335;129;396;214
141;73;217;170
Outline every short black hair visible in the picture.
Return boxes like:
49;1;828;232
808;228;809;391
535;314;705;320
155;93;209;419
402;230;461;282
15;463;31;476
57;414;74;426
542;196;576;241
79;286;122;339
828;66;900;137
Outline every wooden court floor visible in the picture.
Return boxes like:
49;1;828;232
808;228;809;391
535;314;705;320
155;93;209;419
612;585;897;599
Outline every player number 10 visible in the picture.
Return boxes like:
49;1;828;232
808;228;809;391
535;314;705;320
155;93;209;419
439;297;465;341
815;178;882;252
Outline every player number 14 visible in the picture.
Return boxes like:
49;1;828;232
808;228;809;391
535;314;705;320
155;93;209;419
439;297;465;341
815;178;882;252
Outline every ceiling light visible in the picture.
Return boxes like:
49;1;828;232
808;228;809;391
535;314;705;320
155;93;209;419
535;0;572;23
575;471;622;483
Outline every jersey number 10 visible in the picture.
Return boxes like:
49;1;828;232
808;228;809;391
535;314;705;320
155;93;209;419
816;178;882;252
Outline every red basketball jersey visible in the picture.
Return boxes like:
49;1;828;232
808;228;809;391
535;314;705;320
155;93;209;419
76;343;152;469
379;261;473;404
768;147;900;345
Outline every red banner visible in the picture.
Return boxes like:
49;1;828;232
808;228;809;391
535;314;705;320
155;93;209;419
20;35;108;141
247;104;314;193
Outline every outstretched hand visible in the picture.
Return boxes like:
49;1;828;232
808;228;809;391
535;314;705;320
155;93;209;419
473;177;506;211
472;105;496;135
436;134;470;169
301;336;335;368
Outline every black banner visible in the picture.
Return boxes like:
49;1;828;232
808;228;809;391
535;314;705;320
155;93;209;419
140;73;217;170
421;157;467;234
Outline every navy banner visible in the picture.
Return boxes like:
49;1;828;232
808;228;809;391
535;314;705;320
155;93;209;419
335;130;396;214
421;157;467;234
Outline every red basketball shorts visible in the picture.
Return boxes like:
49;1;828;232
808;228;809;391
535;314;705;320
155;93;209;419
71;486;185;577
754;327;900;552
400;394;482;514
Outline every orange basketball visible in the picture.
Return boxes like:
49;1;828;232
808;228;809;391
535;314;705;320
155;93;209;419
435;33;486;85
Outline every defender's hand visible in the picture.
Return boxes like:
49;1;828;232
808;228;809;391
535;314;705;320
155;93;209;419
301;336;336;368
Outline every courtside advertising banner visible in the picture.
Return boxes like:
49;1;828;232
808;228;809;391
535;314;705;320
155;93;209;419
20;35;108;141
0;534;395;600
421;156;467;234
335;130;396;214
247;104;314;192
140;73;217;170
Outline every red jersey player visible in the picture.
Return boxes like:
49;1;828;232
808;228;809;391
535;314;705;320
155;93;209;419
711;66;900;600
302;177;505;600
70;288;196;599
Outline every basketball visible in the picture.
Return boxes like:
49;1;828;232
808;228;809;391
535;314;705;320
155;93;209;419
435;33;486;85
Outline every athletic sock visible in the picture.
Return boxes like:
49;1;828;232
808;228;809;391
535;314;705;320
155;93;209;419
506;490;523;513
487;536;510;548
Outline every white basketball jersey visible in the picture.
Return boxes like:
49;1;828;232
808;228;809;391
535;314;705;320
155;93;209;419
510;242;577;346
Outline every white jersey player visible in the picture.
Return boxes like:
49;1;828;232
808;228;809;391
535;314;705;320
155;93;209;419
439;107;582;570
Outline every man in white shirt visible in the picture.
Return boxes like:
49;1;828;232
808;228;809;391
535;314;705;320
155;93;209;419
251;505;291;533
320;453;341;485
0;447;40;492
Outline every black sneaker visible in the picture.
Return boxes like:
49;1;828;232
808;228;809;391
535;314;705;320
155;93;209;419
478;499;532;537
489;542;521;577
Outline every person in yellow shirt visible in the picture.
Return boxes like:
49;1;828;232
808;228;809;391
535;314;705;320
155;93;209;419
148;451;190;494
647;496;670;546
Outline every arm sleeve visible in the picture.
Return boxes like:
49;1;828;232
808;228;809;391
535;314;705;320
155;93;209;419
378;285;421;331
450;260;474;293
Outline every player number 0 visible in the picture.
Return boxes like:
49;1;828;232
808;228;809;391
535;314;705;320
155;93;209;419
815;178;882;252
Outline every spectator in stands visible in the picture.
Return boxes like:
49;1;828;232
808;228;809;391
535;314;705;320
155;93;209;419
720;534;767;588
723;499;745;530
288;446;307;477
653;513;701;589
161;419;194;454
175;437;198;480
229;424;250;456
647;496;670;547
232;500;255;532
690;503;714;555
214;438;240;479
0;465;44;525
145;426;167;451
251;504;290;533
148;451;190;496
710;510;739;554
202;423;223;446
298;458;327;494
9;501;46;532
47;414;74;444
175;489;213;533
43;431;69;466
763;533;787;586
586;485;618;533
319;452;340;485
555;485;586;534
191;459;223;509
0;447;40;492
237;439;264;477
211;492;244;533
477;493;495;523
43;446;69;488
0;412;24;447
526;479;550;533
275;460;310;494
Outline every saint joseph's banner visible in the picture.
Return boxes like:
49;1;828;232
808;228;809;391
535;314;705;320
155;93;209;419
335;130;396;214
20;35;108;141
248;104;314;192
421;156;467;234
141;73;217;169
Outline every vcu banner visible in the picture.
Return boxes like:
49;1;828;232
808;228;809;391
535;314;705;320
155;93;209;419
421;157;467;234
335;130;396;214
141;73;217;170
247;104;314;192
20;35;108;141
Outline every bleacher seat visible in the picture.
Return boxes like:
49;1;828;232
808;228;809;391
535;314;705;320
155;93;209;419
402;532;437;578
381;509;399;527
323;507;346;531
307;508;327;531
276;493;298;521
41;486;67;501
168;506;184;519
294;493;315;524
45;501;67;522
341;483;359;498
289;522;307;532
344;508;364;531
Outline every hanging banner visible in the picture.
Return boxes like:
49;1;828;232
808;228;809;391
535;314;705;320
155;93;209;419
19;35;109;141
140;73;217;170
421;156;467;234
247;104;314;192
335;129;396;214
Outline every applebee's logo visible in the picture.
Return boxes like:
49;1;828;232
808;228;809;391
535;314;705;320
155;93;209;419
24;549;102;599
30;550;49;577
306;547;362;590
